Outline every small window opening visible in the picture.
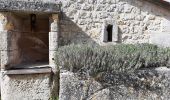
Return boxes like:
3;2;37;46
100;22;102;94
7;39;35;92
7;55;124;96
107;24;113;42
30;14;36;32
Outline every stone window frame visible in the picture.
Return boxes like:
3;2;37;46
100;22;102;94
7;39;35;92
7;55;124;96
101;20;118;42
0;12;59;72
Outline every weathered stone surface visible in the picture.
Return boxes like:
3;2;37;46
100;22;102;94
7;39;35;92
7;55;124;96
1;73;51;100
59;67;170;100
49;32;59;50
60;0;168;45
0;31;20;51
150;33;170;47
0;0;61;13
162;19;170;32
1;50;21;70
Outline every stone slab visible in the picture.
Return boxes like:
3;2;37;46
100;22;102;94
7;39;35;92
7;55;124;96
3;67;51;75
1;73;52;100
49;32;59;50
150;33;170;47
162;19;170;32
0;0;61;13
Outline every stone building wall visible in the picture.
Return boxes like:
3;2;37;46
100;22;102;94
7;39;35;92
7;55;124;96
60;0;170;45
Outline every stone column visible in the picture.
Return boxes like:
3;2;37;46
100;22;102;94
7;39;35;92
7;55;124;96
0;12;13;70
0;12;22;100
0;12;21;70
49;14;59;72
0;12;8;70
49;14;60;97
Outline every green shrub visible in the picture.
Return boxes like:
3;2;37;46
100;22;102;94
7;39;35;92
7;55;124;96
50;97;58;100
55;43;170;76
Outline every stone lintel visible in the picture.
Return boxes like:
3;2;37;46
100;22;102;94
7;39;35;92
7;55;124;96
0;0;61;13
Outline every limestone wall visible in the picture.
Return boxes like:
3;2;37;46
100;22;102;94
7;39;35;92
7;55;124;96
1;73;51;100
59;67;170;100
60;0;170;45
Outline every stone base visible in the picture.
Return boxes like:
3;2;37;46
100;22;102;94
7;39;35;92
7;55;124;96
1;69;52;100
59;67;170;100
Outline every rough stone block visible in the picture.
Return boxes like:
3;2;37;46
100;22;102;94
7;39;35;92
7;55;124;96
162;19;170;32
150;33;170;47
1;73;51;100
0;31;20;51
50;14;59;32
49;32;58;50
49;50;57;71
0;0;60;13
0;13;7;31
1;50;21;70
59;67;170;100
50;23;59;32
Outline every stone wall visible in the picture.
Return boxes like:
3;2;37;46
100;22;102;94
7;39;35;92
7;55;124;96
60;0;170;45
59;67;170;100
1;73;51;100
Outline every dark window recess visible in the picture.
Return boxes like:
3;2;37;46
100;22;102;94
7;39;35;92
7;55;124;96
30;14;36;32
107;24;113;42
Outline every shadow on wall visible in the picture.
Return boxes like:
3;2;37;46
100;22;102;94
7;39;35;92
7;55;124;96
59;13;99;46
59;13;124;46
51;13;98;97
59;0;170;45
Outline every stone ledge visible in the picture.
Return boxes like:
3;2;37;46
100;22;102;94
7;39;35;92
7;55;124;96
0;0;61;13
2;67;52;75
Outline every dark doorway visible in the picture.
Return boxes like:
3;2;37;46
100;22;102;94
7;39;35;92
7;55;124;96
17;13;49;67
107;24;113;42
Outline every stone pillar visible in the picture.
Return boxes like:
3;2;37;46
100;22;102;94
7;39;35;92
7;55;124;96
112;21;118;42
49;14;59;72
49;14;60;97
0;12;13;70
0;12;9;70
0;12;21;70
0;12;22;100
